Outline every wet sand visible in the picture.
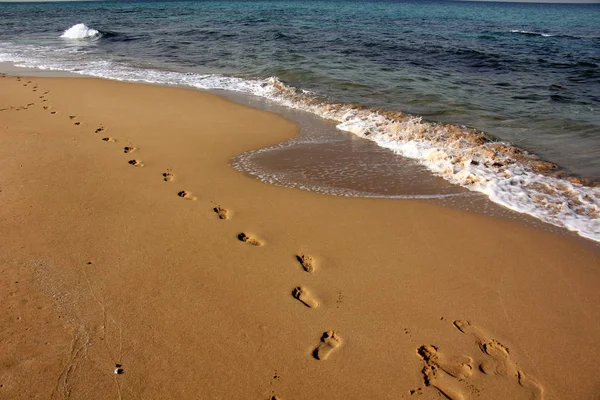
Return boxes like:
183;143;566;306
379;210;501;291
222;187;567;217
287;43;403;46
0;75;599;400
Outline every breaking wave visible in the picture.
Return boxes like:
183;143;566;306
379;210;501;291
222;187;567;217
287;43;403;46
509;30;554;37
508;30;600;40
60;23;102;40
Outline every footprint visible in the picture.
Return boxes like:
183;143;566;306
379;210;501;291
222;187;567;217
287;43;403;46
95;127;104;133
74;122;81;126
420;364;466;400
123;146;135;154
43;106;49;110
517;371;544;399
453;321;514;376
453;320;544;399
213;206;229;220
417;345;471;400
296;254;315;273
50;111;56;115
69;115;77;120
417;345;473;380
313;331;342;360
292;287;319;308
102;137;114;142
162;171;174;182
177;190;195;200
128;159;142;167
454;320;487;343
479;339;517;376
237;233;263;246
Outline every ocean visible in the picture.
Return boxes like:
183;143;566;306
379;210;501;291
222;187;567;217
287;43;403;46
0;0;598;241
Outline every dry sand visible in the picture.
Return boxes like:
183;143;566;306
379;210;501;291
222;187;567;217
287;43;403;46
0;75;599;400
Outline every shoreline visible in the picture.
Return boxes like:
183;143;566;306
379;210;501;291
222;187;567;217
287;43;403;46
1;75;599;399
2;62;597;243
2;62;596;245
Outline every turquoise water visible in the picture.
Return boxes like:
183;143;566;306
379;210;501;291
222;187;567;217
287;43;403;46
0;0;599;240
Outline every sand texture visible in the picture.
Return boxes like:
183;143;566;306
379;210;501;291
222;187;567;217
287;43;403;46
0;75;599;400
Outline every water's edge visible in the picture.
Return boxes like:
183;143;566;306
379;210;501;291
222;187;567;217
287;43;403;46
2;61;597;248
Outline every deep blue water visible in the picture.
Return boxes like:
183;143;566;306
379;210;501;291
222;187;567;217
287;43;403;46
0;0;599;240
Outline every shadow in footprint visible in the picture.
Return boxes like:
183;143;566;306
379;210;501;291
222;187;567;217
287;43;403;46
313;331;342;360
238;233;263;246
296;254;315;273
292;287;319;308
213;206;229;220
163;171;174;182
177;190;195;200
128;159;142;167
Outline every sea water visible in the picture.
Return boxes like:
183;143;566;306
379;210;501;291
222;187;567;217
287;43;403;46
0;0;598;240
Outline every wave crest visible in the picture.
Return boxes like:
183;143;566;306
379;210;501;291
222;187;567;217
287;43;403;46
60;23;101;40
510;29;554;37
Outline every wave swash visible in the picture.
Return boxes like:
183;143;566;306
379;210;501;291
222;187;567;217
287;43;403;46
1;27;598;242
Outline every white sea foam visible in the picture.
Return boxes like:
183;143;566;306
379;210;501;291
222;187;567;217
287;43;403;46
509;29;554;37
60;23;101;40
0;44;598;241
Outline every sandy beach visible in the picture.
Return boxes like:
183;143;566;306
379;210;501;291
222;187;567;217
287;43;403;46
0;75;599;400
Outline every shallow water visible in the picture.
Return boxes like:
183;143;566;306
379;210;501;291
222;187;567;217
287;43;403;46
224;91;571;237
229;94;467;198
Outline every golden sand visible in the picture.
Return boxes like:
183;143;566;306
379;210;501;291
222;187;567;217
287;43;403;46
0;75;598;399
